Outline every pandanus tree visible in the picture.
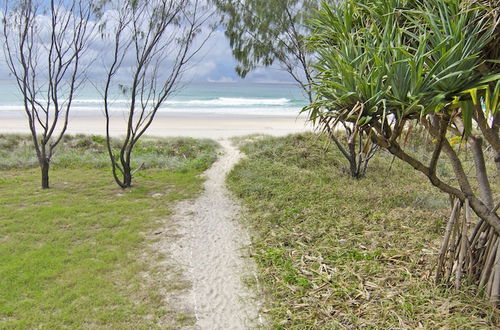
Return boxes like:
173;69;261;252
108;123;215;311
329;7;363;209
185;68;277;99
2;0;94;188
98;0;212;188
307;0;500;304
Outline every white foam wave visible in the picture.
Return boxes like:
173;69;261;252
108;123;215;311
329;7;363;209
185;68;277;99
0;104;304;116
70;97;291;107
72;99;129;104
0;97;292;109
165;97;291;106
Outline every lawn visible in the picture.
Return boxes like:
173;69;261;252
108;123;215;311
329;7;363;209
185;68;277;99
0;135;218;329
228;133;499;329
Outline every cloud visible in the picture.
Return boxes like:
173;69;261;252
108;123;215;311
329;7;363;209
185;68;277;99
207;76;236;83
0;3;295;85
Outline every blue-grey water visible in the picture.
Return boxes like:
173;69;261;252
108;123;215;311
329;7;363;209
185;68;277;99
0;80;308;118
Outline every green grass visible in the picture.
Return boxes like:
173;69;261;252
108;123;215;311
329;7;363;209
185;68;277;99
0;135;219;329
228;133;499;329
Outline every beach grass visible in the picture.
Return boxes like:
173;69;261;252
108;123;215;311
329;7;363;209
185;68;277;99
228;133;499;328
0;133;219;172
0;134;218;328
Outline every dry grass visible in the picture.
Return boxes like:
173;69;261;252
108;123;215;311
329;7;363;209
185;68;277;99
228;133;499;329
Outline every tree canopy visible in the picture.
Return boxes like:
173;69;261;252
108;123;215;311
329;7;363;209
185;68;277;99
214;0;319;95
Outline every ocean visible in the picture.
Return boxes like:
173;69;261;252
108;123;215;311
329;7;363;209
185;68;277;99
0;80;309;119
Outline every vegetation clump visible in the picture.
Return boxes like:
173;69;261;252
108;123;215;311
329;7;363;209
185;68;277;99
0;134;218;173
228;133;499;328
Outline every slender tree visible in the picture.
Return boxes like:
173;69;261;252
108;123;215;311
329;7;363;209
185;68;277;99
308;0;500;304
215;0;377;178
2;0;94;189
98;0;213;188
213;0;317;99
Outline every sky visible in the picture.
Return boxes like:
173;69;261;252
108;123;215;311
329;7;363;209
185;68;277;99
175;29;294;84
0;32;293;84
0;2;295;85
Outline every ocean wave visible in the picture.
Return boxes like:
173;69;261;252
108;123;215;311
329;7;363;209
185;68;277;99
0;104;301;111
70;97;292;107
0;105;304;117
71;99;129;104
0;97;293;109
165;97;291;106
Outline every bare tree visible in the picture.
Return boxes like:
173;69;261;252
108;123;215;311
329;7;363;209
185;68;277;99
320;116;378;178
98;0;213;188
2;0;94;189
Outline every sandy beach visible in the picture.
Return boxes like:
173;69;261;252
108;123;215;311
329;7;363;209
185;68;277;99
0;114;312;139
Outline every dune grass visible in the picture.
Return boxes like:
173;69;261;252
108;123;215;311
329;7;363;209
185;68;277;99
0;135;218;329
0;133;218;171
228;133;499;329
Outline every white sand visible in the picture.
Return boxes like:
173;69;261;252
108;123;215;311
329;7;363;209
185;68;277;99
0;115;311;138
162;140;263;329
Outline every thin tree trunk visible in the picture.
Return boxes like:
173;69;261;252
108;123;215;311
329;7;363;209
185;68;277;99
40;158;50;189
348;142;358;178
122;160;132;188
436;199;461;281
469;136;494;209
455;200;470;291
324;121;365;178
490;241;500;304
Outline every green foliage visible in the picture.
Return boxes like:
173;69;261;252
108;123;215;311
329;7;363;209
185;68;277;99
305;0;500;130
213;0;318;79
228;133;499;328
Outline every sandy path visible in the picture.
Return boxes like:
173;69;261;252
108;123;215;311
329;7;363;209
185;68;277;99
166;139;261;329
